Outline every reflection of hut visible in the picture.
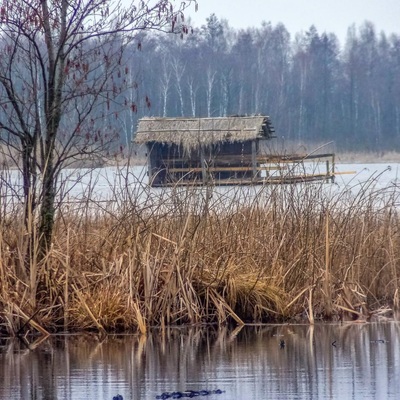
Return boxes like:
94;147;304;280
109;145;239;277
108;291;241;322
134;115;276;186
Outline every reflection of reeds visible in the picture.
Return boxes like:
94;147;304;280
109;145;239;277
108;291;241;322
1;324;399;399
1;168;400;333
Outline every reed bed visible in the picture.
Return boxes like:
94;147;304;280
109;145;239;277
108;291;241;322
1;169;400;336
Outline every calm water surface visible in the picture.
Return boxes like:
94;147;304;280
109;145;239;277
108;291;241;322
1;323;400;399
2;162;400;200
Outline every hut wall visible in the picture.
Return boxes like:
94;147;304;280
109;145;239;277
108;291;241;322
148;142;204;185
148;139;261;186
208;140;259;180
147;142;165;186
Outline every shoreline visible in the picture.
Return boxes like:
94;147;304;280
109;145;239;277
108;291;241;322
335;151;400;164
3;150;400;171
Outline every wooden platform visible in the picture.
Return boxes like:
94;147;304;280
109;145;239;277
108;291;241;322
149;153;341;187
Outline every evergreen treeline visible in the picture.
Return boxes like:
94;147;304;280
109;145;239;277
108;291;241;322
126;15;400;152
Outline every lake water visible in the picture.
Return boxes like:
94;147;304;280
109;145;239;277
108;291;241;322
2;162;400;205
1;323;400;399
59;162;400;199
55;163;400;213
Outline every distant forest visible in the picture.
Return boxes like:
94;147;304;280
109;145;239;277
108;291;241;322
127;15;400;152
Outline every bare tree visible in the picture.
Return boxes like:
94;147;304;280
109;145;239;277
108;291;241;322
171;55;186;116
159;49;173;116
0;0;197;259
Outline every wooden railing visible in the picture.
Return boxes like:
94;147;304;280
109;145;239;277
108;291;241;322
149;153;344;186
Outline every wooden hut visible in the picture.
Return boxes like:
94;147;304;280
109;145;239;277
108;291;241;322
134;115;336;186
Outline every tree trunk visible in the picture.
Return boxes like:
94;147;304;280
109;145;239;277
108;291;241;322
38;162;56;256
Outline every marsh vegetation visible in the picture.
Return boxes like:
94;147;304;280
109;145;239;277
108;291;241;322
0;166;399;336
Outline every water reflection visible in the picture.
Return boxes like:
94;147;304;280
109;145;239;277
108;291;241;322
1;323;400;399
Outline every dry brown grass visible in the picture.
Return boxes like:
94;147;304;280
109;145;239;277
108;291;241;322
1;172;400;335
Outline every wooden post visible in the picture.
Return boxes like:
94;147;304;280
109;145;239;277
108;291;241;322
200;146;208;184
326;159;330;182
148;143;158;186
251;140;257;180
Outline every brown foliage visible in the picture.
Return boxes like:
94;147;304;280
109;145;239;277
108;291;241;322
1;173;399;334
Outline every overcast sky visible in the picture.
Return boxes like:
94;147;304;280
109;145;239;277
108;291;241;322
186;0;400;44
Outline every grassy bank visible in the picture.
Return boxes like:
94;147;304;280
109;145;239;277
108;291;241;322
1;175;399;336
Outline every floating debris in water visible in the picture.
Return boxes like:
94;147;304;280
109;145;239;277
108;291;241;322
113;395;123;400
280;339;285;349
156;389;225;399
370;339;387;344
332;341;337;347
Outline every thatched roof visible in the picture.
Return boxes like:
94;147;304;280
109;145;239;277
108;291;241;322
134;116;274;151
